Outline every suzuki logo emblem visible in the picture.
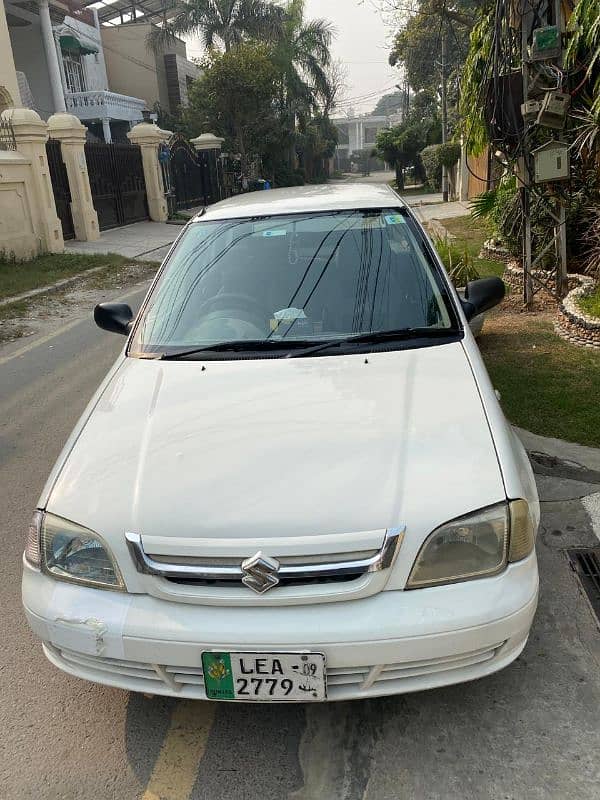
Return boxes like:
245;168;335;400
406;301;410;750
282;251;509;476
241;552;280;594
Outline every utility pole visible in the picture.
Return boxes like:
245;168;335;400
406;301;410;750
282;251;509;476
441;29;449;203
520;0;569;308
521;0;534;309
553;0;569;299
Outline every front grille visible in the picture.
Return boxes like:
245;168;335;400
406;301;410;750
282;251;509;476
47;642;505;697
166;573;363;589
126;529;404;595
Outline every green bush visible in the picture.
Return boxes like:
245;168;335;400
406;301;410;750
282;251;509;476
433;236;481;287
420;143;461;191
273;164;305;187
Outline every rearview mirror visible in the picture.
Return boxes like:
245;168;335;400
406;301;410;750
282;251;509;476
461;277;506;321
94;303;134;335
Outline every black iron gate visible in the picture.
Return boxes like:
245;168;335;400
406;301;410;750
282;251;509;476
165;134;222;211
46;138;75;241
85;142;148;231
168;135;207;210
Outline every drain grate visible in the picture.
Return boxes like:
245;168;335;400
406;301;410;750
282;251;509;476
568;549;600;623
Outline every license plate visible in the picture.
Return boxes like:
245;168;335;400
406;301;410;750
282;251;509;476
202;651;327;702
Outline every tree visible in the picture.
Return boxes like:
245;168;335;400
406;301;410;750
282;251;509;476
273;0;336;117
270;0;335;167
296;114;338;181
185;44;282;169
374;122;426;189
323;59;348;115
372;90;407;117
148;0;284;53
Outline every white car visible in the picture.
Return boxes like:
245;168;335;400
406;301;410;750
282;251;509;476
23;184;539;703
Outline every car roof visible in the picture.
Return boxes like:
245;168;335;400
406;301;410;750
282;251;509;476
195;182;405;222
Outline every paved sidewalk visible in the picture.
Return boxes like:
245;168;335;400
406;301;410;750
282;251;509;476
65;220;182;262
410;199;470;221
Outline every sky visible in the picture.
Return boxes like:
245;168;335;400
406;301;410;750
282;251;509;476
304;0;400;116
184;0;401;118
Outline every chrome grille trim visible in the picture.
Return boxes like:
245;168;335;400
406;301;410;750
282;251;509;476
125;528;405;585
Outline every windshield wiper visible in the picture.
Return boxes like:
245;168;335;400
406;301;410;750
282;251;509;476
158;328;457;361
158;339;318;360
287;327;458;358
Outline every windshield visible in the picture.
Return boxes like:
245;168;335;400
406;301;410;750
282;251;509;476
130;208;459;358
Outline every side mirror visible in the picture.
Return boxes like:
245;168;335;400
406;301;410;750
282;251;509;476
461;277;506;321
94;303;134;335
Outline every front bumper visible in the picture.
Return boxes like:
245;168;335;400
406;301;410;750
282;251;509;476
23;553;539;701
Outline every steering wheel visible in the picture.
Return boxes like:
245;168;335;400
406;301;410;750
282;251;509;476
196;293;267;329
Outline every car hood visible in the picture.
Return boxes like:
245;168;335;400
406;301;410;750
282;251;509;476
47;343;505;554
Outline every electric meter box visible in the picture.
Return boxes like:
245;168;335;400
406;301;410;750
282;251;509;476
531;25;561;61
537;91;571;129
533;141;570;183
521;100;541;123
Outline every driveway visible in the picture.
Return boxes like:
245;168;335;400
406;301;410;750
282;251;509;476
1;288;600;799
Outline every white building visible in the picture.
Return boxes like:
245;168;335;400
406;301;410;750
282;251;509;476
331;113;404;171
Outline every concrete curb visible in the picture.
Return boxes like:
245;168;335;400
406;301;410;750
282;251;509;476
0;257;162;310
0;265;110;308
514;426;600;475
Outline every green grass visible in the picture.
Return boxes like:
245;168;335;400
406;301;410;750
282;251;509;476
0;252;135;302
437;215;505;279
479;315;600;448
578;284;600;319
437;216;600;446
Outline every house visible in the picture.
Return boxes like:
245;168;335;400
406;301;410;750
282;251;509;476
2;0;153;141
331;113;404;172
101;22;199;118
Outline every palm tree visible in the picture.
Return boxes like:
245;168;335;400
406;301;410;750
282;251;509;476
148;0;284;53
274;0;336;117
270;0;335;168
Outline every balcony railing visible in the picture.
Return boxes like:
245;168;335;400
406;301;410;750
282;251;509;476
0;117;17;152
65;91;146;123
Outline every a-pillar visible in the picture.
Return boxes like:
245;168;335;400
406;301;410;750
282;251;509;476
6;107;63;252
38;0;66;113
127;121;170;222
48;112;100;241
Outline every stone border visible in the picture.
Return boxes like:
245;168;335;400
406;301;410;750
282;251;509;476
480;239;512;262
501;261;600;347
556;277;600;349
502;261;583;293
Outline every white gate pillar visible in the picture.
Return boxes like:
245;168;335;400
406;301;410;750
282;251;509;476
48;112;99;241
128;121;170;222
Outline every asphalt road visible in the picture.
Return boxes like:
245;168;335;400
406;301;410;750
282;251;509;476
1;285;600;800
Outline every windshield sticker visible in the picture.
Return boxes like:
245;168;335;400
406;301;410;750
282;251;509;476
384;214;407;226
274;307;307;321
262;229;287;237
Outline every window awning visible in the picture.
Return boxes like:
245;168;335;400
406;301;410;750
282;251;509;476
59;34;98;56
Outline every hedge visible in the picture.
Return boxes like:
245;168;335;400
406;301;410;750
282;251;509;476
420;143;461;191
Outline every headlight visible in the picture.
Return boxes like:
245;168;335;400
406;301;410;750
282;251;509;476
407;500;535;589
25;511;125;591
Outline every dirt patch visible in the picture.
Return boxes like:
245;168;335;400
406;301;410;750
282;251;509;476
0;261;158;346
